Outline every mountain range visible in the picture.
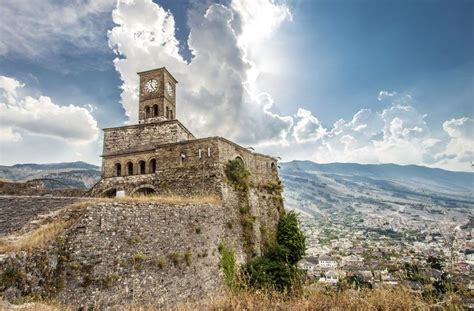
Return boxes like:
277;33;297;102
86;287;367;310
0;161;100;189
279;160;473;220
0;160;472;205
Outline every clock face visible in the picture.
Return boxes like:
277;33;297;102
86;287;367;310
166;82;173;97
144;79;158;93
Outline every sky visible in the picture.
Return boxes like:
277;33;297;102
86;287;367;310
0;0;472;172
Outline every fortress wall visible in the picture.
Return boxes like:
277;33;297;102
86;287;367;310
0;193;282;307
102;138;220;178
103;121;194;156
96;138;280;197
217;139;278;185
0;196;84;235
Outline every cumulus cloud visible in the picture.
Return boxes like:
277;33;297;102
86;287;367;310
108;0;293;145
377;90;397;101
441;117;474;164
0;76;99;144
293;109;326;143
106;0;472;171
0;0;114;68
286;92;474;171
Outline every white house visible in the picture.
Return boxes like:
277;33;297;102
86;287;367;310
319;270;339;284
319;255;338;269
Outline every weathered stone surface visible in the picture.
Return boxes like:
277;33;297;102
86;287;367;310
0;186;282;308
0;196;84;235
102;120;194;157
91;136;278;198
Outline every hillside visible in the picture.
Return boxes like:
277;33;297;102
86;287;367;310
280;160;474;218
0;161;100;189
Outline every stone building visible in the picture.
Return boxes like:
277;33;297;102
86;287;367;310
89;67;279;197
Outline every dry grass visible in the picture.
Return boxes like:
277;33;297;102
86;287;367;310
121;286;463;311
0;219;70;254
1;286;464;310
98;194;222;205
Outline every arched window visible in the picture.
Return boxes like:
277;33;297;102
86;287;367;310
271;162;276;172
166;107;169;119
235;156;245;168
149;159;157;173
145;106;150;118
127;162;133;175
115;163;121;177
169;109;174;119
139;160;146;174
153;104;158;117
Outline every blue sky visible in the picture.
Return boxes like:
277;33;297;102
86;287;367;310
0;0;472;171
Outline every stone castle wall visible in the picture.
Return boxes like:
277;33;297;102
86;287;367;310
102;120;194;157
0;182;283;307
92;137;278;197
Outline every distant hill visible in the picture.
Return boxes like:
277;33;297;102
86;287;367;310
0;161;101;189
280;161;473;193
279;160;474;219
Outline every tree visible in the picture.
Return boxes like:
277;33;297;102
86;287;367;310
277;211;306;264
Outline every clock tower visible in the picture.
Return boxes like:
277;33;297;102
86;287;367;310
137;67;177;123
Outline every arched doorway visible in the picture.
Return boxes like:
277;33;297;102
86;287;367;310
103;188;117;198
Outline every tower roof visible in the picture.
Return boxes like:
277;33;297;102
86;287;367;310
137;67;178;83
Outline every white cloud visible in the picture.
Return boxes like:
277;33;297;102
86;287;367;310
0;0;114;66
280;92;473;171
108;0;293;145
440;117;474;164
0;76;99;144
293;108;326;143
377;90;397;101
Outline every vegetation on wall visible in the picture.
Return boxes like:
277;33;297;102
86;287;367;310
225;158;250;191
225;159;256;257
243;210;306;292
218;242;237;289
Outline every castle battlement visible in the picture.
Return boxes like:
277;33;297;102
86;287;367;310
89;67;279;197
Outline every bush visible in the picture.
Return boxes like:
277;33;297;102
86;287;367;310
242;210;306;292
277;211;306;264
219;242;237;288
244;257;298;291
170;252;182;266
225;159;250;190
184;251;192;266
133;251;149;262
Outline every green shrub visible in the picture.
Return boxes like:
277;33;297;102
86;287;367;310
263;180;283;193
277;211;306;264
241;210;306;293
225;159;250;190
133;251;149;262
170;252;182;266
69;261;80;270
244;257;298;291
219;242;237;288
185;251;192;266
239;206;249;214
153;256;166;269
